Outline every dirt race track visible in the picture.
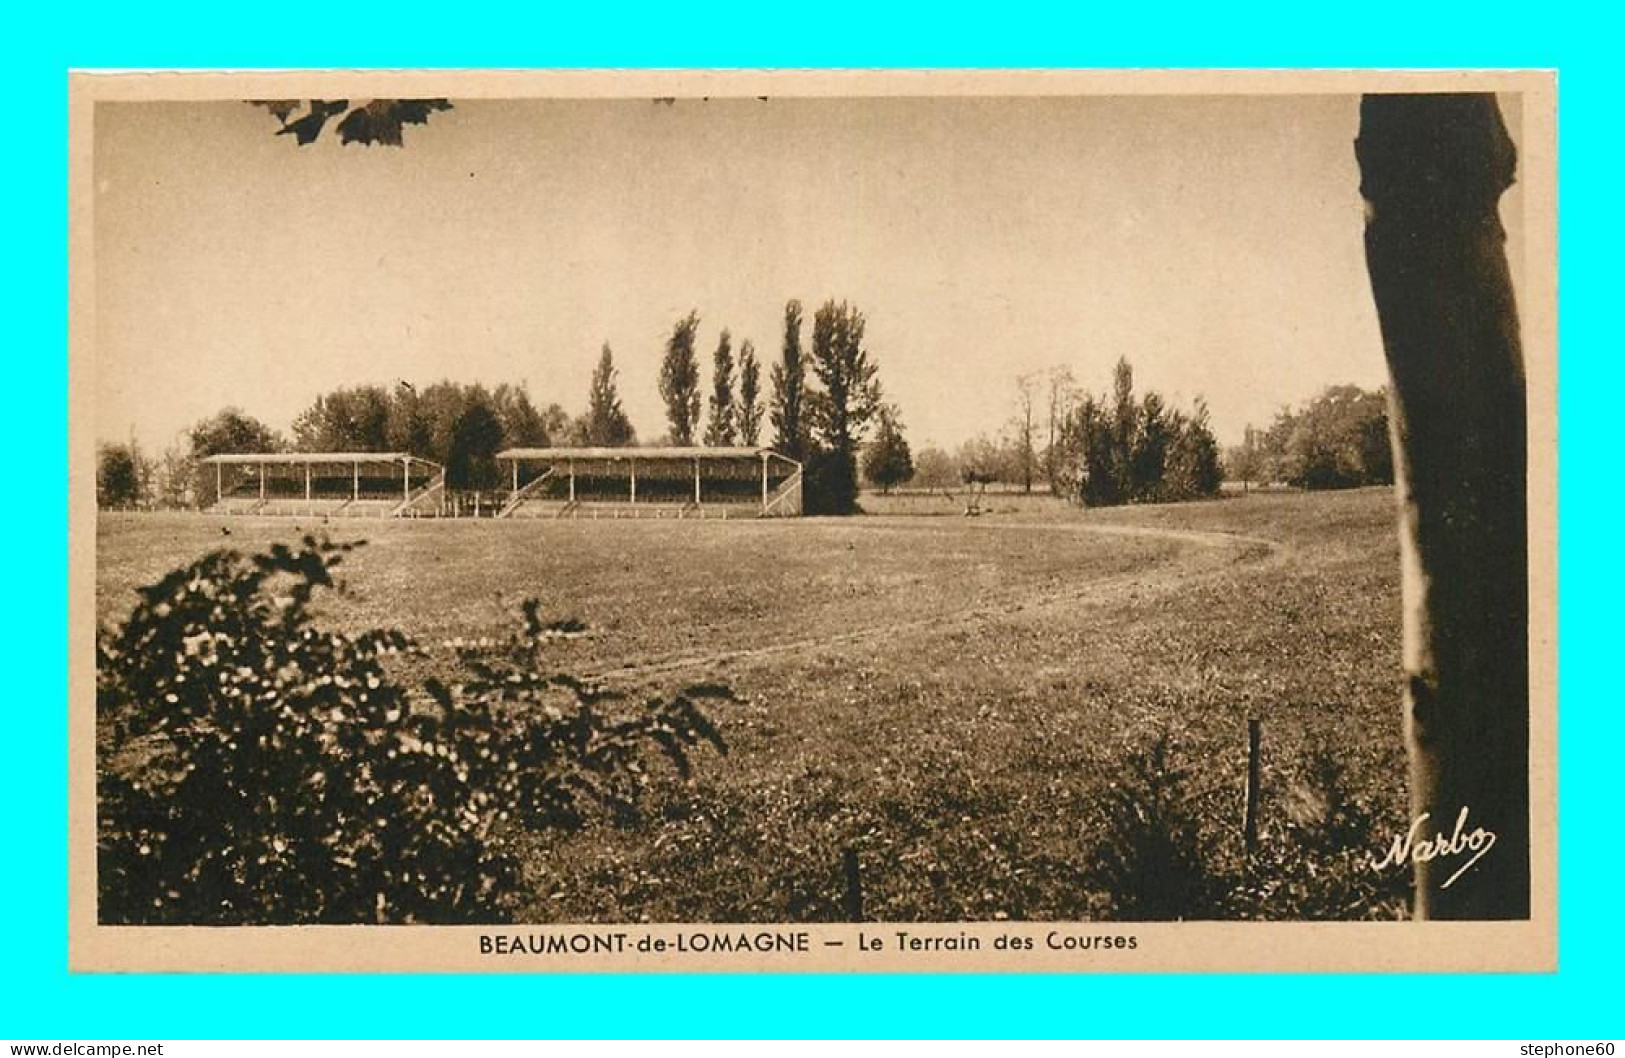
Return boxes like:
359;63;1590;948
93;488;1407;921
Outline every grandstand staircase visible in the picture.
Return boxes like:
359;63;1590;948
496;468;556;518
394;470;447;518
760;467;804;517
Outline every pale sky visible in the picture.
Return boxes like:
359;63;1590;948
93;94;1526;454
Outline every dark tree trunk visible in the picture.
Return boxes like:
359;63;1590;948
1356;93;1528;919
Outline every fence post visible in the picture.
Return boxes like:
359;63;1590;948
842;846;863;921
1244;718;1262;854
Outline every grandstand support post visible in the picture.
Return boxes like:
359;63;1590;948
258;463;265;502
353;462;359;502
761;453;769;511
215;462;222;506
569;460;575;503
402;457;411;505
630;458;637;505
304;463;312;502
694;457;701;504
511;459;518;494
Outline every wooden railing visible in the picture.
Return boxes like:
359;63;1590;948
761;469;803;517
394;472;446;517
496;468;556;518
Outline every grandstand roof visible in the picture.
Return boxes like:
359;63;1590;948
199;452;423;465
498;446;776;461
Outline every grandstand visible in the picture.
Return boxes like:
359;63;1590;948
200;453;445;518
496;446;803;519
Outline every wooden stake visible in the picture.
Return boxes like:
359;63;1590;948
1244;719;1262;854
842;846;863;922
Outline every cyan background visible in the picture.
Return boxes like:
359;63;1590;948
8;0;1614;1038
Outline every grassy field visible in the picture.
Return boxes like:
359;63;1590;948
96;486;1409;921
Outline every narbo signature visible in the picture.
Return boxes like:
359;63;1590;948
1371;806;1497;890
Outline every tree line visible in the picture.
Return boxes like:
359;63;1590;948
98;298;896;515
896;370;1392;505
657;298;892;513
1226;385;1394;491
1055;358;1223;506
901;359;1222;507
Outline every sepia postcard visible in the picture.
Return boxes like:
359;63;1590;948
68;68;1557;973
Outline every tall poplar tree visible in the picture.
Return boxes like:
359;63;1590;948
659;311;702;445
704;329;737;446
736;340;763;445
582;343;635;446
769;300;808;461
806;300;882;514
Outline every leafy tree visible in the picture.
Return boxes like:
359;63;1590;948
1187;400;1225;497
770;300;810;461
736;340;763;446
1071;394;1119;506
956;434;1009;485
862;405;915;494
384;381;434;457
563;414;590;447
1226;425;1264;492
536;402;573;445
97;443;147;510
97;536;727;924
286;379;560;474
445;398;505;491
188;408;283;460
802;450;858;517
292;385;392;452
805;300;882;514
1052;363;1219;507
153;443;196;509
704;329;737;446
1050;391;1098;500
1257;385;1394;489
1162;399;1224;500
1109;357;1139;499
581;343;636;447
490;383;553;447
250;99;453;147
659;312;703;446
911;446;959;490
416;381;482;469
1011;372;1040;493
808;301;881;453
1044;365;1079;492
1132;392;1173;501
1356;409;1395;485
175;410;282;510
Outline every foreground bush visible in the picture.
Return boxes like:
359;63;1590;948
1088;733;1407;921
1089;735;1228;920
97;536;728;924
1235;747;1409;919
